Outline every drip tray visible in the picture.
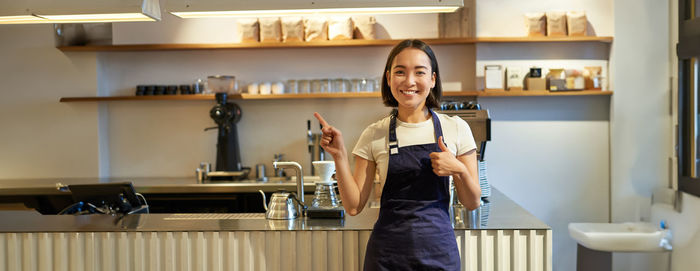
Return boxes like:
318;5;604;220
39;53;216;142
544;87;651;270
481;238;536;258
306;207;344;218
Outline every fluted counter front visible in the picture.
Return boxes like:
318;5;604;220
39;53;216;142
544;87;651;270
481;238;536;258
0;189;550;271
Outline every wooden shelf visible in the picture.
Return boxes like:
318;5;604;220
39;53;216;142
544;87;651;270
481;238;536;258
57;37;614;52
474;90;613;97
59;90;612;102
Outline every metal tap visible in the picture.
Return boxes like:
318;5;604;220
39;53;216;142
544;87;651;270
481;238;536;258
273;161;305;207
273;154;286;178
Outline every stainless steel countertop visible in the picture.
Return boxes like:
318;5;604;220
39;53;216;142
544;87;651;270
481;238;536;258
0;188;549;232
0;177;318;195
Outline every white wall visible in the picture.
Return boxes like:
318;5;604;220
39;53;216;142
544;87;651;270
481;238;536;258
654;0;700;270
610;0;674;270
0;25;100;178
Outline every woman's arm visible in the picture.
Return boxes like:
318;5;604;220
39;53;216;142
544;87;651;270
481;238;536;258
453;150;481;210
430;136;481;210
334;154;376;215
314;112;376;216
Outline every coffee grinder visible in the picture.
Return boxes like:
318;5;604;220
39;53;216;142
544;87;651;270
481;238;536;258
306;161;344;218
201;93;249;181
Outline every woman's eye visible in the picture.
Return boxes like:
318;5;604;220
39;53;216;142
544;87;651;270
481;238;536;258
394;71;405;75
416;71;426;76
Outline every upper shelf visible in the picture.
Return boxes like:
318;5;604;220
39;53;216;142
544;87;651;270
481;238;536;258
59;90;613;102
57;37;614;52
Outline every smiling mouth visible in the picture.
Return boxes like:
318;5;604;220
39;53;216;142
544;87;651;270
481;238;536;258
400;90;419;95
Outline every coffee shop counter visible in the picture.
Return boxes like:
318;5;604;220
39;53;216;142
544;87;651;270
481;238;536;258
0;177;322;213
0;188;551;271
0;177;317;195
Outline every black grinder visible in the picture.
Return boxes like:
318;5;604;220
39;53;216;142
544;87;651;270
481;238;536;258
209;93;243;172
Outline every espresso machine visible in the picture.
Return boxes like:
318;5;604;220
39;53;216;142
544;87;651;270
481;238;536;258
197;93;249;181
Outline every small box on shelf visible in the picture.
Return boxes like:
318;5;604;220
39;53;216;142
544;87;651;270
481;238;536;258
484;65;504;91
548;79;567;91
526;78;547;91
506;66;524;91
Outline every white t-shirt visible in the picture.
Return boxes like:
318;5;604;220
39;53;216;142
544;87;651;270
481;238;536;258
352;113;477;184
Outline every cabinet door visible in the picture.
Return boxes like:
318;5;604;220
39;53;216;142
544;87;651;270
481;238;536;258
678;0;700;196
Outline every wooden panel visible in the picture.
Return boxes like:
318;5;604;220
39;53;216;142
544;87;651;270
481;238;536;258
476;90;613;97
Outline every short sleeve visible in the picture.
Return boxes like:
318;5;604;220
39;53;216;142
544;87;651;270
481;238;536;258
454;117;477;156
352;125;375;161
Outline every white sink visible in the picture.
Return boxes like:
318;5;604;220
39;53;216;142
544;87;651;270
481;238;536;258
568;222;671;252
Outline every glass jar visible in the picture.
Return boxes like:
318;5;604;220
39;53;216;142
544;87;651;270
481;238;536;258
351;79;362;92
298;80;310;93
332;78;346;93
286;79;298;94
363;78;376;92
310;79;321;93
319;79;331;93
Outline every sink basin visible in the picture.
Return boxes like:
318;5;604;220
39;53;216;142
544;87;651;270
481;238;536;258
568;222;670;252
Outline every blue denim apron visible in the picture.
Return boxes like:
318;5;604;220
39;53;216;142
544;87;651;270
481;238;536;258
363;110;460;271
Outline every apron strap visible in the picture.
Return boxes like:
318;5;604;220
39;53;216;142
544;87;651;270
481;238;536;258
429;109;445;143
389;111;399;155
389;109;444;155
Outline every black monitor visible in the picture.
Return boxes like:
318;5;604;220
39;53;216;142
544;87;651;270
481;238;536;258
68;182;142;213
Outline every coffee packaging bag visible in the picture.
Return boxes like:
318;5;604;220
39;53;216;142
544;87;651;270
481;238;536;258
260;17;282;42
546;11;567;36
352;16;376;40
304;17;329;41
567;11;587;36
238;18;259;43
281;17;304;42
525;13;546;37
328;16;353;40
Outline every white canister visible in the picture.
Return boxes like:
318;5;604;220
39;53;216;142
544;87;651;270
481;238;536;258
247;83;259;94
259;82;272;94
272;82;285;94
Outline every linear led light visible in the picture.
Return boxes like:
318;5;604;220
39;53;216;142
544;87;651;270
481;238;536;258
172;6;460;18
37;13;158;23
0;16;47;24
0;0;160;24
168;0;463;18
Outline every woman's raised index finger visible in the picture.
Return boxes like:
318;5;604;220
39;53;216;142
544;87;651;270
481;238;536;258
313;112;330;127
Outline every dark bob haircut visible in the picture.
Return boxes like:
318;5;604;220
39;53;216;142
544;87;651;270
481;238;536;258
381;39;442;109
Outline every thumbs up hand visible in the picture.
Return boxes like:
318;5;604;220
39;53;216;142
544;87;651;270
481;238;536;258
429;136;467;177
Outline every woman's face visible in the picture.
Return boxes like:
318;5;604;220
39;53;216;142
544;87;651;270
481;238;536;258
386;48;436;111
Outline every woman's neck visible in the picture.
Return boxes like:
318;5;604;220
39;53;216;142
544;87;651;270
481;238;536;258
396;106;430;123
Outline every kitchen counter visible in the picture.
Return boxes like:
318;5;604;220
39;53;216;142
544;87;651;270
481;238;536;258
0;177;322;214
0;177;317;195
0;187;551;271
0;188;548;232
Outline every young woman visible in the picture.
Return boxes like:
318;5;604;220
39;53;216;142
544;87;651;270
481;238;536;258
314;39;481;270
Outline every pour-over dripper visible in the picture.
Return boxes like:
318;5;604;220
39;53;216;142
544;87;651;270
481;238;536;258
312;161;335;183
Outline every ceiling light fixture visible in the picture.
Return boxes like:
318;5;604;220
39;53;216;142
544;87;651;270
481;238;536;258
168;0;462;18
0;0;161;24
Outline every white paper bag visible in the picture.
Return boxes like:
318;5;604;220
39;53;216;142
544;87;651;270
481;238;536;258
328;16;353;40
304;17;328;41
